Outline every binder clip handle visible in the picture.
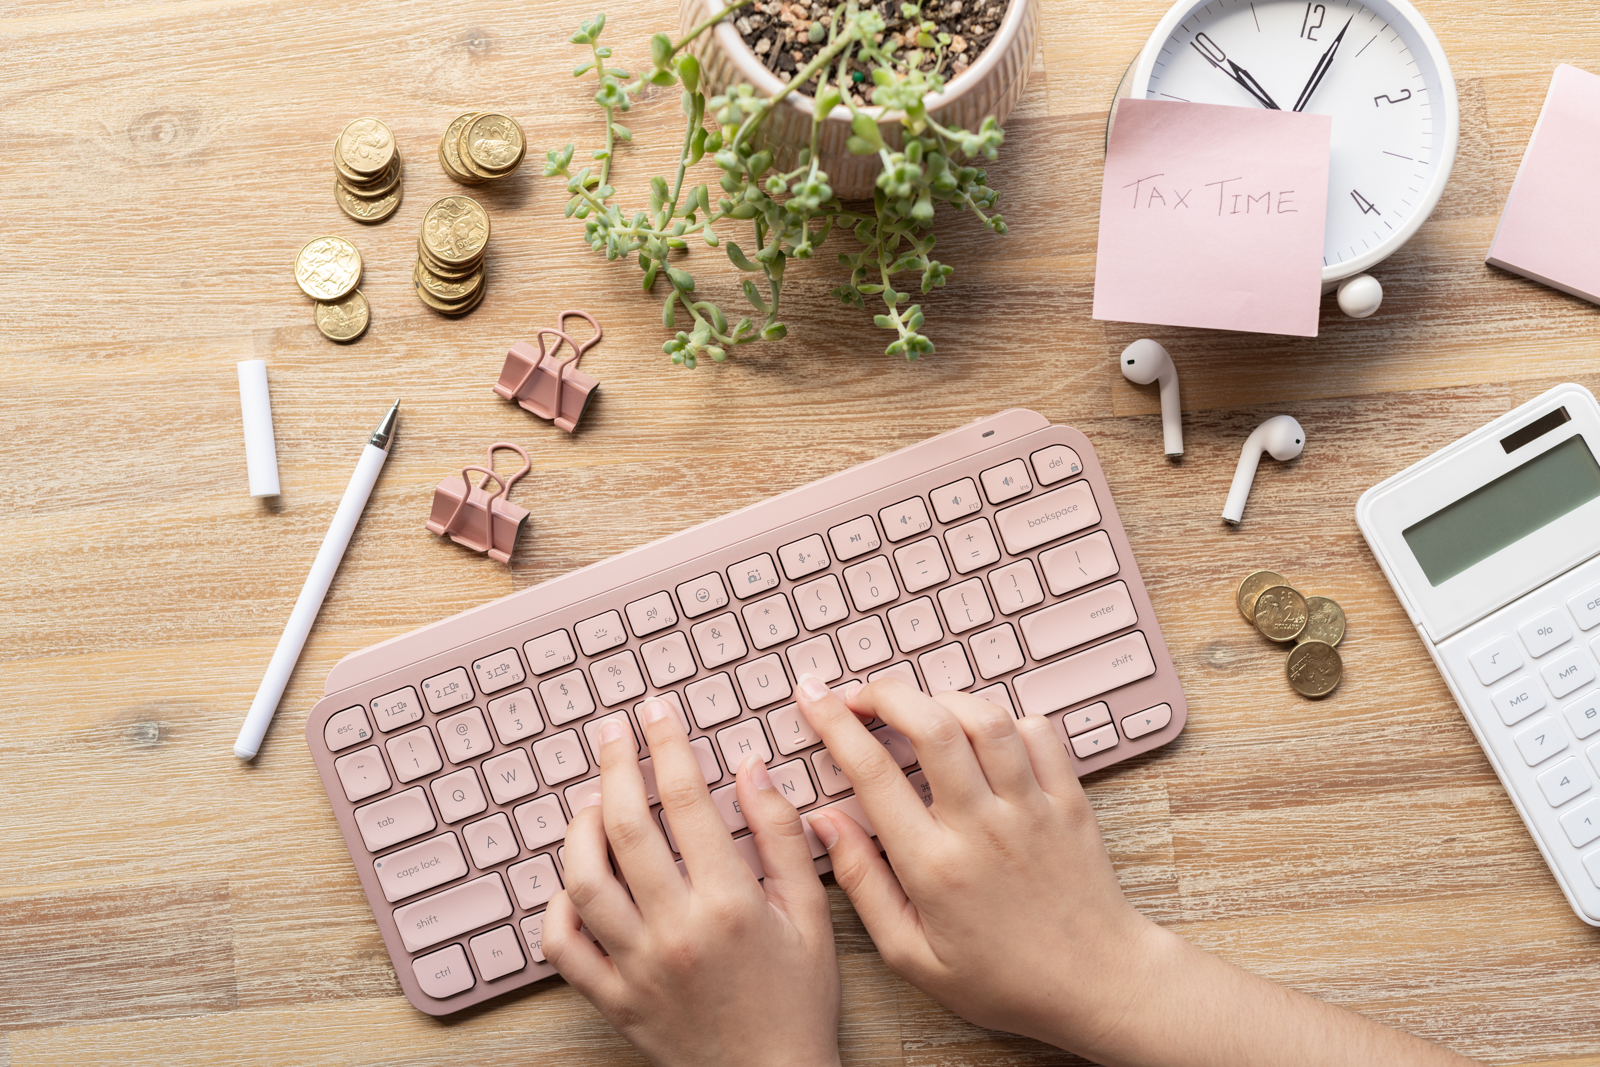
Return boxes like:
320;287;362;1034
481;441;532;493
556;309;603;361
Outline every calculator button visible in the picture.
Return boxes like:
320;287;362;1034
463;812;522;867
777;534;831;580
624;591;678;637
355;786;436;851
991;559;1045;615
421;668;474;714
335;746;392;802
539;669;596;726
1540;648;1595;699
945;518;1002;574
1122;703;1173;739
1468;636;1522;686
374;832;468;903
472;648;526;694
1564;690;1600;739
324;706;373;751
888;597;944;654
1069;722;1120;759
676;573;730;618
893;537;951;593
438;707;493;763
980;459;1033;504
691;612;748;668
1519;609;1574;658
523;630;577;675
532;730;590;784
432;768;488;823
469;924;527;982
743;593;799;650
1039;531;1120;597
1062;702;1113;737
880;497;933;542
412;943;475;999
729;553;781;599
373;687;424;732
1513;715;1568;766
969;623;1025;680
1569;581;1600;631
481;749;539;805
939;578;995;634
386;726;443;783
930;478;983;523
1537;757;1592;808
590;649;646;707
994;483;1100;555
394;873;513;953
486;688;544;745
1490;676;1546;726
1030;444;1083;485
1560;797;1600;848
575;611;627;657
827;516;881;561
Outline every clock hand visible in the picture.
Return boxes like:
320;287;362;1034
1224;59;1282;109
1292;17;1352;112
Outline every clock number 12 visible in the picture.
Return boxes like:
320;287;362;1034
1301;3;1326;40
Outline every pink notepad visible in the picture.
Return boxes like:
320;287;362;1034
1093;99;1331;338
1487;65;1600;304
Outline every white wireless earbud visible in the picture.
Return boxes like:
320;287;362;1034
1222;415;1305;525
1119;339;1183;457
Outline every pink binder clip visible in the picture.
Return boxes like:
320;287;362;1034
425;443;531;564
494;310;603;433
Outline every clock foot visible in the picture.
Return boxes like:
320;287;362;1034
1336;274;1383;318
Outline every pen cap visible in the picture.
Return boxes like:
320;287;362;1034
237;359;281;498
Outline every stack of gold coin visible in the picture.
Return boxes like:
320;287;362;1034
335;118;403;224
438;112;526;185
294;236;370;343
415;195;490;316
1236;570;1347;698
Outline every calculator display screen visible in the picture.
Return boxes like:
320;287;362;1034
1404;435;1600;586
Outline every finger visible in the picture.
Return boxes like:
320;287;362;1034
843;677;991;812
558;798;643;949
594;707;686;917
636;694;750;889
934;691;1041;803
795;675;934;850
542;890;624;1005
1017;714;1082;799
809;811;932;976
737;756;829;928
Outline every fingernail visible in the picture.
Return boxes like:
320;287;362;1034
742;756;774;790
811;813;839;851
578;790;602;811
600;718;623;744
799;674;829;701
642;698;669;724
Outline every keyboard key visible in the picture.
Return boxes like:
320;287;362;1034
880;497;933;542
1569;581;1600;631
920;642;975;692
469;924;527;982
395;873;514;952
838;615;893;672
843;555;899;611
716;718;773;768
575;610;627;657
1520;609;1574;658
532;730;590;785
893;536;951;592
1014;632;1156;717
1561;797;1600;848
980;458;1032;504
1468;636;1522;686
777;534;830;580
413;943;475;999
438;707;493;764
524;630;577;675
729;553;781;599
1020;580;1137;660
938;578;995;634
794;574;849;630
625;591;678;638
768;702;822;755
386;727;443;783
539;669;596;726
677;572;730;618
431;768;488;823
521;914;549;963
736;654;794;709
372;687;424;732
973;682;1017;716
472;648;526;695
1039;531;1119;597
770;758;818;809
743;593;799;650
787;635;843;683
869;660;923;691
945;518;1001;574
463;812;521;868
994;482;1100;555
1029;444;1083;485
991;559;1045;614
355;787;436;852
1122;703;1172;739
421;668;474;714
325;706;374;751
800;796;878;857
590;649;647;707
1537;757;1592;808
828;515;881;561
482;749;540;804
1564;690;1600;739
888;597;944;653
691;613;748;668
1061;701;1112;736
1586;848;1600;889
687;672;744;728
335;746;392;802
1491;676;1546;726
642;737;725;799
930;477;983;523
633;692;692;734
908;769;934;806
1541;648;1595;699
811;748;851;795
1070;722;1120;759
583;710;640;758
513;794;567;850
969;623;1025;680
1514;715;1569;766
871;724;917;768
639;631;697;688
374;832;468;903
486;688;544;745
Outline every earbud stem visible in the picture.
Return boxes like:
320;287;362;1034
1222;445;1261;524
1159;375;1183;457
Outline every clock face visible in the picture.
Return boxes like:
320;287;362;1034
1140;0;1453;278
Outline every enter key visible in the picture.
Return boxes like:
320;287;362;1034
1019;580;1137;660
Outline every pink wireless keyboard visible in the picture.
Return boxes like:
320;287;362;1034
306;408;1188;1015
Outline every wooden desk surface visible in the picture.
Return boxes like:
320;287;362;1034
2;0;1597;1063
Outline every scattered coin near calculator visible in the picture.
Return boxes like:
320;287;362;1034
1236;570;1346;697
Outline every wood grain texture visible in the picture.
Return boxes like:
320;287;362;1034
3;0;1599;1062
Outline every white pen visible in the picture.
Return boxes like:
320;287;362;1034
234;400;399;760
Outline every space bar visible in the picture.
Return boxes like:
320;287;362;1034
1012;632;1156;717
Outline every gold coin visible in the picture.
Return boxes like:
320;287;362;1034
336;180;402;224
1299;595;1346;647
415;272;486;316
416;238;479;279
420;195;490;265
414;259;484;301
464;112;525;173
315;289;370;343
1237;570;1288;621
1287;639;1342;697
439;112;485;184
294;235;362;301
341;155;403;197
1253;585;1308;642
337;118;396;176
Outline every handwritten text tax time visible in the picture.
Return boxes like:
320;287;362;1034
1122;174;1300;215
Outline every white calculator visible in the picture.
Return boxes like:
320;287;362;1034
1358;383;1600;926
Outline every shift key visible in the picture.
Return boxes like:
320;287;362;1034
1013;632;1156;717
393;873;513;952
995;483;1100;555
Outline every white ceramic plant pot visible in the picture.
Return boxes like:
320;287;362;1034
680;0;1039;199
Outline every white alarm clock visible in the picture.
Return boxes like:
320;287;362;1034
1119;0;1459;318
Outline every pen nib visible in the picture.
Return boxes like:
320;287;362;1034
369;399;400;451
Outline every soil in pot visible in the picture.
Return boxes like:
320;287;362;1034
731;0;1009;102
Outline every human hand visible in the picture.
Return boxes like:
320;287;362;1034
543;697;842;1067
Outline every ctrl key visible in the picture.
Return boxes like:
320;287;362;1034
411;943;475;1000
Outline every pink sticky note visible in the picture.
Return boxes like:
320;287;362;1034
1093;99;1331;338
1487;65;1600;304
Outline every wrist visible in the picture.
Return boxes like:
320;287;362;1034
1032;909;1181;1059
